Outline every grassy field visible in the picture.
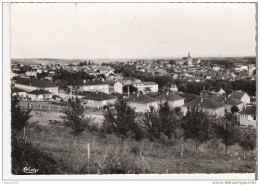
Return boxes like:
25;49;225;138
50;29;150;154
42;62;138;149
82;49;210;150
16;110;256;174
29;110;104;126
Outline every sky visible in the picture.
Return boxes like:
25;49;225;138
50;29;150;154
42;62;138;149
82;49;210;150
10;3;256;59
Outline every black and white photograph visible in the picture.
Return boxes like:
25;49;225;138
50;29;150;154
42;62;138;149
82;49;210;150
2;2;258;181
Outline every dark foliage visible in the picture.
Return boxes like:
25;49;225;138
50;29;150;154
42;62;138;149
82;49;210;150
11;138;72;174
231;105;240;114
239;127;256;152
60;98;90;136
182;107;215;149
123;85;138;94
11;96;31;133
142;102;183;142
213;115;240;153
102;100;144;140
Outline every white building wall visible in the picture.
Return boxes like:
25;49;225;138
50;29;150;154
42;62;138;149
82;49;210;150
114;82;123;94
81;84;109;94
240;114;256;128
241;94;250;105
225;103;244;113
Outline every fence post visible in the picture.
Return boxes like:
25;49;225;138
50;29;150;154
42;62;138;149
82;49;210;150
23;126;26;140
87;143;90;173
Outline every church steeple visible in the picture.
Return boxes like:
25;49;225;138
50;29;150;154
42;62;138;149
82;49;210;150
188;52;191;57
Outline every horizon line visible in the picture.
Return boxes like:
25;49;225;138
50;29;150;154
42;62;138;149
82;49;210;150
11;55;257;61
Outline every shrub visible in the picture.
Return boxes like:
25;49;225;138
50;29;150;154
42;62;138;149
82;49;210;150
130;146;141;156
103;100;144;141
60;98;93;137
182;107;215;150
213;116;240;154
238;127;256;159
11;96;31;134
11;138;72;174
142;102;183;142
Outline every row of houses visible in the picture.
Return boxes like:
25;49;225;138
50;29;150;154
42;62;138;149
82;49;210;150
12;78;256;128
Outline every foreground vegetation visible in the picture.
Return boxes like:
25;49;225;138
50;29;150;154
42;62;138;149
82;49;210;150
16;124;256;174
11;97;256;174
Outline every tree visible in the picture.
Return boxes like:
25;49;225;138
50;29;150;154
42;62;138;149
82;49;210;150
231;105;239;114
238;127;256;159
60;98;90;137
169;60;176;65
123;85;138;94
182;107;215;150
213;116;239;154
102;100;143;140
142;102;183;145
11;96;31;135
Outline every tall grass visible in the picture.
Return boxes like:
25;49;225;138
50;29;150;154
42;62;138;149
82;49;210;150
15;122;256;174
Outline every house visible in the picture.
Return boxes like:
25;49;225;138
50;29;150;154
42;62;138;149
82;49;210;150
105;70;115;80
170;83;178;91
217;88;226;95
239;105;256;128
79;80;109;94
25;69;37;78
125;94;159;112
11;87;27;98
81;91;117;109
27;89;53;101
182;98;225;116
11;71;20;78
72;91;94;99
224;98;244;113
114;81;123;94
156;91;185;108
14;78;59;95
228;90;250;106
131;81;158;93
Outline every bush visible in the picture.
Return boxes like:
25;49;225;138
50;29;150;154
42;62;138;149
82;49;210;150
142;102;183;142
11;138;72;174
130;146;141;156
103;100;144;141
100;153;150;174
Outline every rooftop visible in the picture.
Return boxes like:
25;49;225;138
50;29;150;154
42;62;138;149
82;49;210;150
81;91;116;101
156;91;184;101
240;105;256;116
184;98;224;110
11;87;26;93
125;94;158;104
15;78;58;88
225;97;243;105
28;89;52;95
229;90;248;99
